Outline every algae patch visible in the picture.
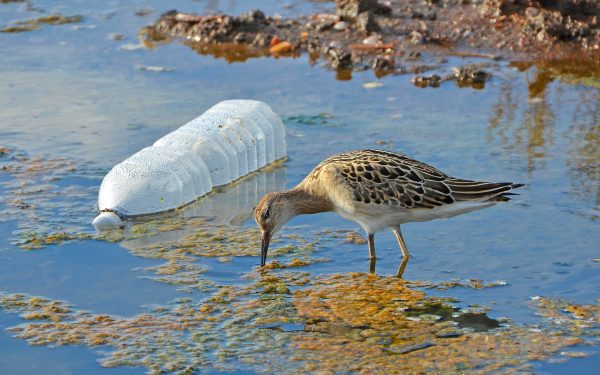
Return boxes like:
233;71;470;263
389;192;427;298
0;148;104;249
1;14;83;33
284;113;336;127
116;215;326;292
1;272;598;374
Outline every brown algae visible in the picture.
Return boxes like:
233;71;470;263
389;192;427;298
1;272;598;374
0;149;103;249
1;14;83;33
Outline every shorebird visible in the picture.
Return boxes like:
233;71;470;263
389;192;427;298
255;149;522;271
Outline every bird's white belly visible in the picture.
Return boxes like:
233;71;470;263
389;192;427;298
335;200;496;234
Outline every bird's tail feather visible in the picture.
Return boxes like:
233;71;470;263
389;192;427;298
446;180;524;202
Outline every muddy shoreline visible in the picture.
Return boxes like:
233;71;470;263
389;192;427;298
142;0;599;81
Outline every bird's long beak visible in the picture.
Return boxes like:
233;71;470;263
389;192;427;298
261;230;272;267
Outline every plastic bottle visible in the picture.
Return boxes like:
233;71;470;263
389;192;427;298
92;100;286;230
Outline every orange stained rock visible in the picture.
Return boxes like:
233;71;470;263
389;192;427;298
269;41;294;54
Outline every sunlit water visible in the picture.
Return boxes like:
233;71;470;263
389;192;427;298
1;1;599;374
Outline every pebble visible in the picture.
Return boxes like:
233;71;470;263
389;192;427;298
435;327;463;338
71;25;96;30
269;41;293;54
363;81;384;89
134;8;154;17
362;35;379;45
412;75;442;88
409;30;424;45
136;65;174;72
418;314;442;322
110;33;126;41
537;30;546;42
525;7;540;18
120;43;144;51
333;21;347;31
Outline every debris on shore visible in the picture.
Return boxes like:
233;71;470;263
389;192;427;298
142;0;600;79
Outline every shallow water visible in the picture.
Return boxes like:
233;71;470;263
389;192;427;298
1;1;599;374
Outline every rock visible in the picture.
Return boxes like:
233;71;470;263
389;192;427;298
134;8;154;17
252;33;272;47
335;0;391;19
409;30;424;44
145;0;600;78
269;41;294;53
363;81;384;89
136;65;174;72
239;9;266;24
536;30;546;41
453;66;490;87
372;55;394;71
362;34;380;44
325;46;353;69
355;11;379;33
315;17;336;32
525;6;539;18
411;9;437;20
412;74;442;88
435;327;463;338
110;33;126;41
233;32;250;43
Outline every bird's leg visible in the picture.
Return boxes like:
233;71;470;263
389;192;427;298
368;233;376;259
369;258;376;274
392;226;410;259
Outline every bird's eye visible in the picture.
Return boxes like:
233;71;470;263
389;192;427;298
263;208;270;220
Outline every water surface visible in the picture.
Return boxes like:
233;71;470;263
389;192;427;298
1;0;599;374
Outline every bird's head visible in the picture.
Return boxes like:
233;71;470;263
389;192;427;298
254;191;296;267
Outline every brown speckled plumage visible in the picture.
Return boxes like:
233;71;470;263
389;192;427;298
255;149;523;271
307;149;521;209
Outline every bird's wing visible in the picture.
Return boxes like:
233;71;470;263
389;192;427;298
323;150;519;209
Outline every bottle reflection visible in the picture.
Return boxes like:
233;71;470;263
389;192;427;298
186;166;287;225
121;167;287;249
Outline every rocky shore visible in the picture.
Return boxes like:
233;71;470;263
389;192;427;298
142;0;599;78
